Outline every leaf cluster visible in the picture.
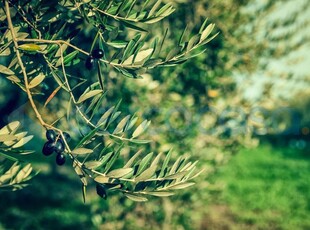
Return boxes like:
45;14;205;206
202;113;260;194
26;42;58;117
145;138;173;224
0;121;35;191
0;0;217;201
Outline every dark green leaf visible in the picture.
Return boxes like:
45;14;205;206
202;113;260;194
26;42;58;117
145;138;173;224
121;21;147;32
159;149;172;177
104;147;122;173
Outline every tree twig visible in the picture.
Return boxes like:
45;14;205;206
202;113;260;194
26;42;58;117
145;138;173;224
5;0;46;127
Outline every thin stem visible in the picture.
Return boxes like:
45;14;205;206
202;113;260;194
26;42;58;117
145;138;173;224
58;43;97;128
5;0;82;169
11;3;42;39
5;0;46;127
90;30;100;52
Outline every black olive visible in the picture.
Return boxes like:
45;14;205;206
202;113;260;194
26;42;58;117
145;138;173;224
85;56;94;70
54;140;65;154
42;141;55;156
96;183;107;199
46;129;56;141
56;153;66;166
92;49;104;59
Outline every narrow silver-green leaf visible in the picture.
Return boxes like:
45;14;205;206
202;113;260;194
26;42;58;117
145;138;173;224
72;148;93;155
0;134;17;142
148;0;162;18
199;18;209;34
107;41;128;48
124;192;148;202
168;182;195;190
169;156;182;174
145;191;174;197
0;163;20;184
77;90;102;104
136;152;153;175
6;75;21;83
12;135;33;148
98;151;114;167
155;3;174;17
28;73;45;89
104;147;121;173
107;168;133;178
11;164;32;184
134;48;154;63
113;115;131;134
132;120;150;138
159;149;172;177
55;43;68;57
128;139;151;144
84;161;102;170
135;165;157;181
144;58;162;68
164;171;188;180
186;34;200;52
94;175;110;184
96;106;115;126
200;23;215;43
124;150;142;168
0;64;14;75
150;152;162;168
123;48;153;65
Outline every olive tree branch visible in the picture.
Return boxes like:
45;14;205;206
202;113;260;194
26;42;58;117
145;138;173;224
5;0;46;127
5;0;84;171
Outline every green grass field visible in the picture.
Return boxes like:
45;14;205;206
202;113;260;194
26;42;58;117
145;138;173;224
207;143;310;230
1;143;309;230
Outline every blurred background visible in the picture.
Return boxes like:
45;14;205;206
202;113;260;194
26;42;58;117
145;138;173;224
0;0;309;229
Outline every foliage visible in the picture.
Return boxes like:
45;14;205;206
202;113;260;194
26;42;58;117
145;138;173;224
0;0;218;201
234;0;310;103
0;121;35;191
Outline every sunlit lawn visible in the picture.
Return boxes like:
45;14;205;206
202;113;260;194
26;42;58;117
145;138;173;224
208;143;310;230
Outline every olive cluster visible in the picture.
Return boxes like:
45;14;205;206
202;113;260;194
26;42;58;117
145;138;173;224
85;49;104;70
42;130;70;166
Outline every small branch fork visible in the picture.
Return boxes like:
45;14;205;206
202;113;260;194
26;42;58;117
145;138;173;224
3;1;200;199
4;0;45;127
4;0;82;167
4;0;129;188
